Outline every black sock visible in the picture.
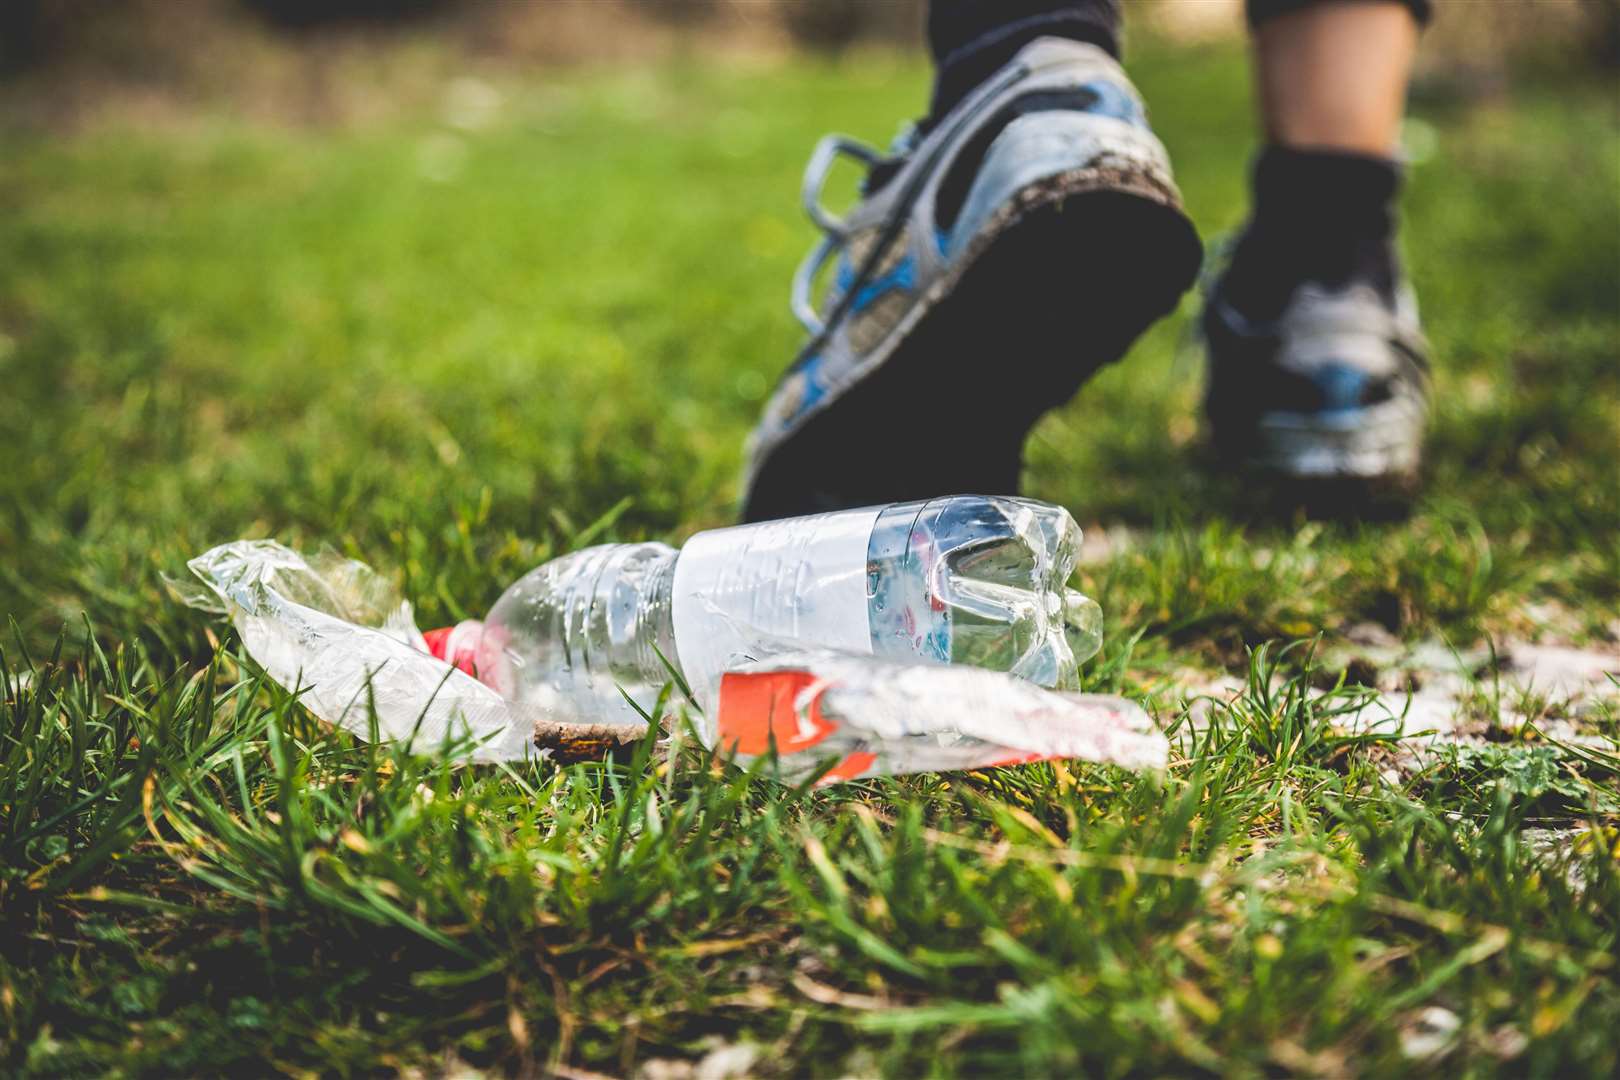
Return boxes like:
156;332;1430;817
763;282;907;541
1222;146;1403;323
925;2;1121;126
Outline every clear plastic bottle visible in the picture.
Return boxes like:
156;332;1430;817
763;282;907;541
433;496;1103;739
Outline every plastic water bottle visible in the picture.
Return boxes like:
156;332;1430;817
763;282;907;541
429;496;1103;737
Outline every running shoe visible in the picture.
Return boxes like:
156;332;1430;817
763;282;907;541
1202;270;1429;493
739;36;1203;522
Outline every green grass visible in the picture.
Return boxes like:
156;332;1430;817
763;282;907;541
3;39;1619;1077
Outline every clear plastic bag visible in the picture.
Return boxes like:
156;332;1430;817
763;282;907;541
177;541;645;762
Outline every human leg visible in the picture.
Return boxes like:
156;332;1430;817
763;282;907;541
1204;0;1432;492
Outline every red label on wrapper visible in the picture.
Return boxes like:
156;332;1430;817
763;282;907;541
715;670;878;784
715;669;835;755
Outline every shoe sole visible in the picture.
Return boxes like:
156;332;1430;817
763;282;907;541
1253;401;1424;477
1213;398;1427;516
741;174;1203;522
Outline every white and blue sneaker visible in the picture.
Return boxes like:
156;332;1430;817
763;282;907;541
739;36;1202;522
1202;271;1430;495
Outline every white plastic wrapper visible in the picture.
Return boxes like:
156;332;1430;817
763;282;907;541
713;651;1167;783
177;540;642;762
178;540;1167;781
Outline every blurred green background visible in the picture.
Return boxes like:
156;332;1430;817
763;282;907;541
2;0;1615;656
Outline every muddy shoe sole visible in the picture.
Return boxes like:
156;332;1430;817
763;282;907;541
741;178;1202;523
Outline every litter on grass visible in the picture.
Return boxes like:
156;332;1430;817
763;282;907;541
179;539;1168;782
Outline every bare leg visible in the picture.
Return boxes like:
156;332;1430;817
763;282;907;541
1255;1;1419;156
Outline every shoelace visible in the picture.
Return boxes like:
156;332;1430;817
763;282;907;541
785;60;1029;355
789;122;920;334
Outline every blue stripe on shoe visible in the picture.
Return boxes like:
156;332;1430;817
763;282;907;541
790;355;828;423
835;254;918;315
1081;79;1147;128
1314;364;1371;413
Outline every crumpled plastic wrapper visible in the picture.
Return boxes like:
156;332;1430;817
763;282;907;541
178;540;1168;781
176;540;645;762
714;652;1168;784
